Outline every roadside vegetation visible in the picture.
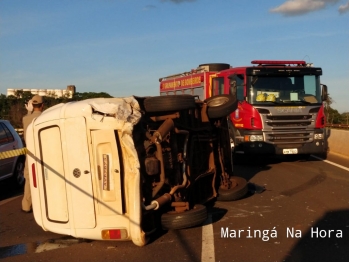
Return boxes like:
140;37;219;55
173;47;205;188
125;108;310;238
0;90;348;128
0;90;113;128
324;94;349;126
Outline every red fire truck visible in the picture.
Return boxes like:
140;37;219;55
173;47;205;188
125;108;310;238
159;61;328;161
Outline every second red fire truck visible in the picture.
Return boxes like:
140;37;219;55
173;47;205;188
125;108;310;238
159;61;328;161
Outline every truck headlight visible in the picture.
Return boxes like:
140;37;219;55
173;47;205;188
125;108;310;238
314;134;323;139
249;135;263;142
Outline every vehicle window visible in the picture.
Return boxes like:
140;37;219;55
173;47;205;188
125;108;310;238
249;75;321;104
193;87;204;100
212;77;224;96
3;124;15;143
183;89;193;95
235;75;244;101
0;124;10;145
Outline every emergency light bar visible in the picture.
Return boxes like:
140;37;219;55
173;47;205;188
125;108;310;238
251;60;306;65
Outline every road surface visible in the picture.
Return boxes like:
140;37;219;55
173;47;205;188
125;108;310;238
1;153;348;262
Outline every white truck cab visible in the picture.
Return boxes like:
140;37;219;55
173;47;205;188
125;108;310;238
26;95;247;246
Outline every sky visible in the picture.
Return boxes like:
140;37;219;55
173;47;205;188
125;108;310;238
1;0;348;113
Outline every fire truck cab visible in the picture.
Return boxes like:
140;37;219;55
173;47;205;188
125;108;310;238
159;61;328;161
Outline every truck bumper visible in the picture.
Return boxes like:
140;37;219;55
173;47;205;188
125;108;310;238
234;140;326;155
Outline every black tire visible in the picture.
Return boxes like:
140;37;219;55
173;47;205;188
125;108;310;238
205;95;238;119
232;152;244;165
233;149;248;165
144;95;196;113
12;157;25;187
217;176;248;201
161;204;207;230
199;63;230;71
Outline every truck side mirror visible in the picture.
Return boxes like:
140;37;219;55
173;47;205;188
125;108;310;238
321;84;328;101
229;78;237;101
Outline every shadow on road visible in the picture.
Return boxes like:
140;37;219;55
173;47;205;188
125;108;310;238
0;179;24;202
283;209;349;262
233;154;327;182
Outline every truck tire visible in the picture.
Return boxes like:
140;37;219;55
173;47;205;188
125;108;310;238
205;95;238;119
233;151;246;165
161;204;207;230
144;95;196;113
199;63;230;71
217;176;248;201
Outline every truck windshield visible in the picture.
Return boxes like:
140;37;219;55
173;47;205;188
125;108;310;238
248;75;322;105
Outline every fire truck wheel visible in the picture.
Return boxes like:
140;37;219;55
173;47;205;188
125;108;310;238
217;176;248;201
144;95;196;113
161;204;207;230
205;95;238;119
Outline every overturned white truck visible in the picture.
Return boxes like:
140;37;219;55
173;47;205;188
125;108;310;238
26;94;247;246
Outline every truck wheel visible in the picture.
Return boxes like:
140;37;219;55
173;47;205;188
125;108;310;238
217;176;248;201
161;204;207;230
144;95;196;113
205;95;238;119
233;151;246;165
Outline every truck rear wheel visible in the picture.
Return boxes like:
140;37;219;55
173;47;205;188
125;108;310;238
161;204;207;230
217;176;248;201
144;95;196;113
205;95;238;119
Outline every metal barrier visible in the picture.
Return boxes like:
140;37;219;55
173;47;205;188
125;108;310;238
326;124;349;129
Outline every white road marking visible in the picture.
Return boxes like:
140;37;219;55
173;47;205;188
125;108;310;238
311;155;349;172
201;214;215;262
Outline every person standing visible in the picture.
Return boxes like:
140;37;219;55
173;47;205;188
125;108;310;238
21;95;44;213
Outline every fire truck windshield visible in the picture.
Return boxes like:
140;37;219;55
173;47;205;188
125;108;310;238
248;75;322;105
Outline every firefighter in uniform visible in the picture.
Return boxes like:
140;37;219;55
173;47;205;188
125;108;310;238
21;95;44;213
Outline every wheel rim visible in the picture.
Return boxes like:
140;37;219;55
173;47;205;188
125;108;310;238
207;97;229;107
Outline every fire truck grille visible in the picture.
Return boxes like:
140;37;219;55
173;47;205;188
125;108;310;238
266;132;313;144
267;115;312;121
265;115;313;128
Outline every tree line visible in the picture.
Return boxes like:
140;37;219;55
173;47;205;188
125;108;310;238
324;94;349;125
1;90;348;128
0;90;113;128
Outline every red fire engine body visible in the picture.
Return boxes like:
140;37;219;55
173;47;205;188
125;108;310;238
159;61;328;159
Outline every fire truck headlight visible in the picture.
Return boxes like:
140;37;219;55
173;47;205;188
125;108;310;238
249;135;263;142
314;134;323;140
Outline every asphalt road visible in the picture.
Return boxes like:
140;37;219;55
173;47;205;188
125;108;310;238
1;153;348;262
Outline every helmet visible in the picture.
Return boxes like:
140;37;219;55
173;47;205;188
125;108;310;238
256;93;266;101
266;94;276;102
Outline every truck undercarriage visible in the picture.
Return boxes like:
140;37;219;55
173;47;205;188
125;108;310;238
134;95;247;231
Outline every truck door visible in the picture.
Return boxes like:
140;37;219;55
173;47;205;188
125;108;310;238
64;117;95;228
212;77;225;96
39;124;69;224
39;117;96;229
